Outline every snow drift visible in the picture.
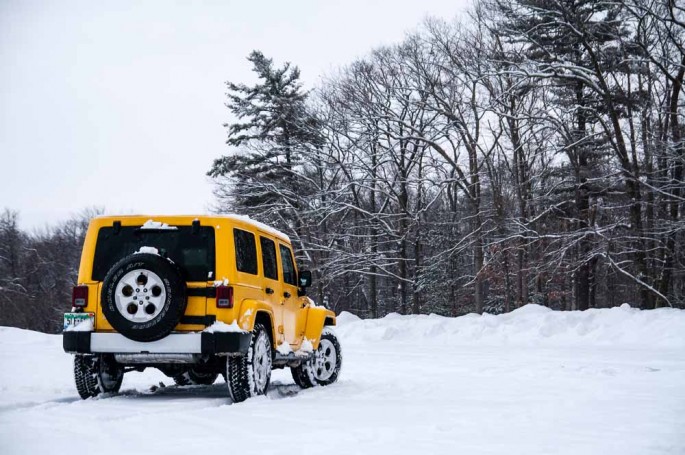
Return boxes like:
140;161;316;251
336;303;685;348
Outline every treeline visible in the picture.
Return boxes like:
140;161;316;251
0;209;98;333
209;0;685;316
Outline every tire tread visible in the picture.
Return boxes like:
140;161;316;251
226;323;271;403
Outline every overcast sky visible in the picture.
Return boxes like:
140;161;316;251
0;0;469;230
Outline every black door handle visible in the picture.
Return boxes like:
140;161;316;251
283;291;291;298
265;287;274;295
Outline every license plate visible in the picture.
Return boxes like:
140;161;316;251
63;313;94;331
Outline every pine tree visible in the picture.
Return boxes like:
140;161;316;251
208;51;323;230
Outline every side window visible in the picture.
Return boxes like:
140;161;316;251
279;244;296;286
260;236;278;280
234;228;257;275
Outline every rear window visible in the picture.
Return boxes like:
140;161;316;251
92;225;215;282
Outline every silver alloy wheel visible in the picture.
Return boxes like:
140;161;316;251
252;331;272;393
313;338;337;381
114;269;166;323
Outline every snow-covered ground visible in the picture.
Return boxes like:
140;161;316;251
1;304;684;454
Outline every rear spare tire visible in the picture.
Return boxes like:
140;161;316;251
101;252;186;342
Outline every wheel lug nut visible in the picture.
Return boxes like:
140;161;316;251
136;289;140;292
144;288;148;293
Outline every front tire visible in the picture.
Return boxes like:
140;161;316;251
74;354;124;399
226;323;272;403
291;328;342;388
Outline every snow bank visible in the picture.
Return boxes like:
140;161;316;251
335;304;685;348
337;311;361;324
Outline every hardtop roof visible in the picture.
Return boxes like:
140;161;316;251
92;214;291;243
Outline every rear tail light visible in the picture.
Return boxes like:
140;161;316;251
72;285;88;308
216;285;233;308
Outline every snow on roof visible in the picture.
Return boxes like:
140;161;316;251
221;214;291;242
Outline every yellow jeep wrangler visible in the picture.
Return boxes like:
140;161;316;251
63;215;341;402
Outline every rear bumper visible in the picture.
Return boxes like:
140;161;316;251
63;331;251;355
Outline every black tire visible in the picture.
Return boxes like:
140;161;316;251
226;323;272;403
101;253;186;342
291;358;315;388
173;369;219;386
74;354;124;399
291;328;342;388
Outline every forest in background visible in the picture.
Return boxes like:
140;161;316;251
209;0;685;317
1;0;684;333
0;209;99;332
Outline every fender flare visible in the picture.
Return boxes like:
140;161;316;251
236;300;277;346
303;306;337;349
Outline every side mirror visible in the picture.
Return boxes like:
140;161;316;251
298;270;312;288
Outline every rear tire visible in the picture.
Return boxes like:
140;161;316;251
226;323;272;403
74;354;124;399
290;328;342;388
173;369;219;386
